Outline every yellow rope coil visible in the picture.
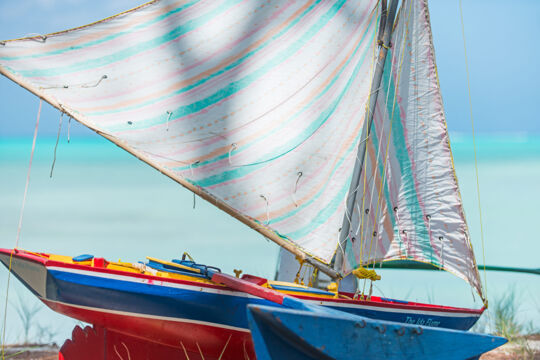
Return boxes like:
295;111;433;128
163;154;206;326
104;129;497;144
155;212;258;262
352;266;381;281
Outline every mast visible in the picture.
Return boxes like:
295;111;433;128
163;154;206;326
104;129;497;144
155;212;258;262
334;0;399;273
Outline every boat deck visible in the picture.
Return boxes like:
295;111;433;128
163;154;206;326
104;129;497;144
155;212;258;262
1;248;483;315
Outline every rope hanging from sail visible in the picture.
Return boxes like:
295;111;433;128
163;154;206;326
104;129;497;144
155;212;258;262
50;111;63;178
1;100;42;359
67;117;71;143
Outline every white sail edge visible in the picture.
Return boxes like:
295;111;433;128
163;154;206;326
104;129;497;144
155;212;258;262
341;0;484;302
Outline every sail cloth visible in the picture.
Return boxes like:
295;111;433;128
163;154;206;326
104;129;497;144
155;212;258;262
342;0;483;299
0;0;380;264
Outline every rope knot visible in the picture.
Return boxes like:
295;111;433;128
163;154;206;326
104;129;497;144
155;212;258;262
378;39;392;50
352;265;381;281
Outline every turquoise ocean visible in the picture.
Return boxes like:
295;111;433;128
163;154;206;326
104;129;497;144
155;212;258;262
1;134;539;343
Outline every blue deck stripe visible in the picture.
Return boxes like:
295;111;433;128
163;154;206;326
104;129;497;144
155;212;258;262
269;284;333;296
47;269;479;331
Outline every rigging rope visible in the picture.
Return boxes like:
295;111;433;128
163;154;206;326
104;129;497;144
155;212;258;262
366;0;412;273
459;0;488;306
356;9;381;273
50;112;63;178
67;117;71;143
1;100;42;359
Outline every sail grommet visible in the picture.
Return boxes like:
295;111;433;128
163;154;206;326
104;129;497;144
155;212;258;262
395;327;405;336
412;327;423;335
127;121;133;125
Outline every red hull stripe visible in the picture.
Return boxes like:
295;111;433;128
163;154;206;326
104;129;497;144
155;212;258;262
42;298;256;359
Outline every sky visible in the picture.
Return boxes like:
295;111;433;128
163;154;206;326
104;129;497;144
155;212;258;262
0;0;538;137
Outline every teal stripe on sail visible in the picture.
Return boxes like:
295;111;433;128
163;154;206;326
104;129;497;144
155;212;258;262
91;0;322;118
15;0;244;78
187;25;377;187
194;75;353;187
0;0;199;62
269;123;364;225
285;173;351;241
346;232;359;268
103;0;348;132
381;58;437;266
168;8;376;175
363;54;400;258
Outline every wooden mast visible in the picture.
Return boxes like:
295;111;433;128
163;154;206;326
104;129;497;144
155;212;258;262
334;0;400;273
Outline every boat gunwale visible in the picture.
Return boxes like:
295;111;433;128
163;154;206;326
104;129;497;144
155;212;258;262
0;248;484;315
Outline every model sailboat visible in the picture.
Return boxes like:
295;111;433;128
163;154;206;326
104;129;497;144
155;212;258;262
0;0;506;358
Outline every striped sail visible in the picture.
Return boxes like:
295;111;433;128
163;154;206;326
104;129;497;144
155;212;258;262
342;0;483;298
0;0;380;264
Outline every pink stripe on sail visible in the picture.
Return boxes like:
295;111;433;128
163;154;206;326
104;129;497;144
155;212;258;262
64;0;318;112
80;0;359;129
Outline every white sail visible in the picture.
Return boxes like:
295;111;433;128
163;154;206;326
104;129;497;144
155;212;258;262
0;0;380;264
342;0;483;299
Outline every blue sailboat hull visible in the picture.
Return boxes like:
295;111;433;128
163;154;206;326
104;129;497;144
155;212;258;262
247;304;506;360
